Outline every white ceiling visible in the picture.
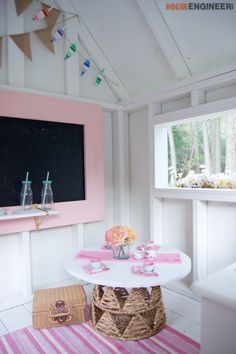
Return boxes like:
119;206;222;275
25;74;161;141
3;0;236;103
60;0;236;102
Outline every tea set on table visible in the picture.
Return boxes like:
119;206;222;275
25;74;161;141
88;241;160;275
133;241;160;274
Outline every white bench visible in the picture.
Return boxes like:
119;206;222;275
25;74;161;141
192;262;236;354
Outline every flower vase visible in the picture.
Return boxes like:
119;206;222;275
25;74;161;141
113;243;130;260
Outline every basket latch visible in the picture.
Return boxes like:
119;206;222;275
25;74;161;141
49;300;72;324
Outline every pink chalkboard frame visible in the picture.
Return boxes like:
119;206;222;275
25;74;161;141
0;88;104;235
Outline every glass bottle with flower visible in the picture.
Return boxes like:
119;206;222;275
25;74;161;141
105;226;136;259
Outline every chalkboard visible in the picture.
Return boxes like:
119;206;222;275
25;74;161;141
0;116;85;207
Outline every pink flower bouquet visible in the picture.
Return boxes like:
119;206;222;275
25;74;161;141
105;225;136;247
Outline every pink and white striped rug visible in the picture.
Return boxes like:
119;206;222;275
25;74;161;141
0;322;200;354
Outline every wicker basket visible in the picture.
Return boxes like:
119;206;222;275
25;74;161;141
33;285;87;329
90;285;166;341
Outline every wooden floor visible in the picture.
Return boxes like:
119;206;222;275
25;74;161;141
0;281;201;344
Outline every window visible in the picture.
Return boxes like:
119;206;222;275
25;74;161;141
155;112;236;189
167;113;236;188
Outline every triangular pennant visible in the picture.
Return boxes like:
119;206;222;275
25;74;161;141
10;33;32;61
35;28;54;54
43;3;61;27
0;37;2;68
15;0;33;16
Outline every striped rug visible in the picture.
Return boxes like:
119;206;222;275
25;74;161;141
0;322;200;354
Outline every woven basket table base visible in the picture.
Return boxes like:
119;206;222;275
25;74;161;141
90;285;166;341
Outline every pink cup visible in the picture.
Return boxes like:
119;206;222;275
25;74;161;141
145;246;157;259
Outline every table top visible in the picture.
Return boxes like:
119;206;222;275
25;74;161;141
64;246;191;288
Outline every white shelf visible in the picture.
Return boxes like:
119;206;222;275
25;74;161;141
0;209;59;221
154;187;236;203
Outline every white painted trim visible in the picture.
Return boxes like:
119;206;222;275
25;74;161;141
123;64;236;110
71;224;84;251
152;197;164;245
0;84;124;111
18;231;32;297
193;201;208;281
137;0;190;79
154;125;168;187
191;89;205;106
154;96;236;126
112;110;130;225
154;188;236;203
148;103;155;240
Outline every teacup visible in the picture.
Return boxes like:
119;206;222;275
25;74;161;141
90;258;102;270
142;261;154;273
134;251;144;260
145;246;157;259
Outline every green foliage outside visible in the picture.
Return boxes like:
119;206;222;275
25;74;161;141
168;116;235;183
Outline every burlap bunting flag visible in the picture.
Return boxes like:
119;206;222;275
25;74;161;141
43;3;61;27
15;0;33;16
10;33;32;61
35;28;54;54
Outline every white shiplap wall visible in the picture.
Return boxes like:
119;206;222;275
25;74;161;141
129;107;150;243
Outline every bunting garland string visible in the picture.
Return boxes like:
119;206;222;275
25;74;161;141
64;36;119;89
0;0;119;93
76;34;120;88
0;15;77;42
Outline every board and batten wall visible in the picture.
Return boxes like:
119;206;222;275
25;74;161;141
128;105;236;288
0;111;113;303
0;0;118;308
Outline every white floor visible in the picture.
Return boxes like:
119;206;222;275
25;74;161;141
0;283;201;344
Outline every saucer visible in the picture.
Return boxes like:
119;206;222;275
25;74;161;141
89;263;106;273
139;266;155;274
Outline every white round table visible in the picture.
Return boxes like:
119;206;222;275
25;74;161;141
64;246;191;341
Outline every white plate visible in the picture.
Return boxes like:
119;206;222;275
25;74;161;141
139;266;155;274
89;263;106;273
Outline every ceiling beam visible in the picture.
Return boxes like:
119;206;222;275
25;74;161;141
137;0;191;79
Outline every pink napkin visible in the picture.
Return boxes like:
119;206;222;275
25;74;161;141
155;253;181;263
136;243;160;251
75;250;113;260
132;265;158;277
75;250;181;264
82;263;110;274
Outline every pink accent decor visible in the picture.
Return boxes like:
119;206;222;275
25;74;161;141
0;323;200;353
90;258;101;263
76;249;182;263
142;260;154;265
82;263;110;274
154;253;181;263
76;249;112;260
132;265;158;277
137;243;160;251
0;88;104;235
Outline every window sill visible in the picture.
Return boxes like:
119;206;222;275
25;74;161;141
154;187;236;203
